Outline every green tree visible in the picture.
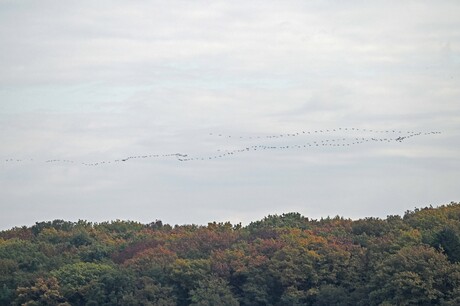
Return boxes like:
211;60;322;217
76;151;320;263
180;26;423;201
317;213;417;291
369;246;460;305
122;276;177;306
14;277;69;306
0;239;49;273
190;277;239;306
432;227;460;263
51;262;117;305
279;286;310;305
0;283;14;305
171;258;212;305
313;284;350;306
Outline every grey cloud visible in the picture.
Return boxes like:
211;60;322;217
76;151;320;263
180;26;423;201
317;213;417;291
0;0;459;229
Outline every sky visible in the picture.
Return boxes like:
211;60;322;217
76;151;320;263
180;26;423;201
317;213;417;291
1;0;459;230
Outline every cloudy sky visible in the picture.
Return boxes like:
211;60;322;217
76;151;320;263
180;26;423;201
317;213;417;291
1;0;459;229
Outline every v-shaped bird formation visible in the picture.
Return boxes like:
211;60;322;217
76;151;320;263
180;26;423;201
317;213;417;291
2;128;441;166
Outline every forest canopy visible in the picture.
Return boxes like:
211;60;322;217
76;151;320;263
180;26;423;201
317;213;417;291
1;202;460;305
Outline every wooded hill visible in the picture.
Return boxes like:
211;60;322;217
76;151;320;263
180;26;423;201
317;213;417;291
1;202;460;305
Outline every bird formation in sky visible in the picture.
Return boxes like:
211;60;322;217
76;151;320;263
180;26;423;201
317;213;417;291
2;128;441;166
208;127;424;140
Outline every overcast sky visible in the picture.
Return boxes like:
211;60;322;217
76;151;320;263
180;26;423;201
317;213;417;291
1;0;459;230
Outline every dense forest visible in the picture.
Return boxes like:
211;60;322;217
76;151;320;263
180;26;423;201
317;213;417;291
1;203;460;305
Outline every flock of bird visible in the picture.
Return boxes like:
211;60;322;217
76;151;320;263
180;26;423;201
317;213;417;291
2;128;441;166
208;127;422;140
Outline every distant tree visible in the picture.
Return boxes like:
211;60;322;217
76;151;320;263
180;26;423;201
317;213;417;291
31;220;76;235
170;258;212;304
51;262;117;304
247;212;310;231
147;220;172;231
1;203;460;306
189;277;239;306
0;239;49;272
314;284;350;306
351;217;390;237
122;276;177;306
279;286;310;305
432;227;460;263
124;246;177;282
14;277;69;306
368;245;460;305
0;283;14;305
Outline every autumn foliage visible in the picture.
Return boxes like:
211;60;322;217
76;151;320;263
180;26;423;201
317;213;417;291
1;203;460;305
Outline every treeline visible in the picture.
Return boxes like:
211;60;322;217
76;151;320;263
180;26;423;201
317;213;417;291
1;203;460;305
